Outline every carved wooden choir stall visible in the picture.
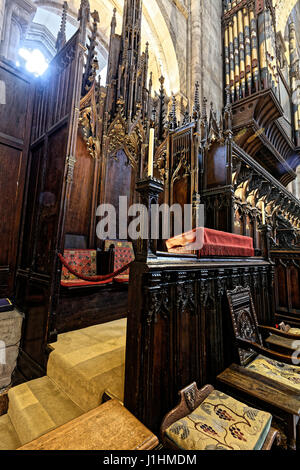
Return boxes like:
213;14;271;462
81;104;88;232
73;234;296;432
0;0;300;449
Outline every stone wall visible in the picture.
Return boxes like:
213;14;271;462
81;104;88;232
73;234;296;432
190;0;223;111
0;0;5;43
154;0;223;116
156;0;189;97
200;0;223;111
0;0;36;62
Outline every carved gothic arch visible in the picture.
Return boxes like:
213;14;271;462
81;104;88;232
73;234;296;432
105;111;144;170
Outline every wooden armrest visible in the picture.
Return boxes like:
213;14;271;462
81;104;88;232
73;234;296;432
259;325;300;340
160;383;214;443
262;427;280;450
217;364;300;416
237;338;297;365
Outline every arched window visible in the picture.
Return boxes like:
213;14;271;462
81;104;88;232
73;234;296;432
17;48;48;76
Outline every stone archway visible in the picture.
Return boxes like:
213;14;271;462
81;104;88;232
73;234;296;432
276;0;299;34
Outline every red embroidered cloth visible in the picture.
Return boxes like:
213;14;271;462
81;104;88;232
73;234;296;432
166;227;254;257
60;243;135;287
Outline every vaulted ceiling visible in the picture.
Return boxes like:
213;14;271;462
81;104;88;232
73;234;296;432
276;0;300;34
32;0;180;94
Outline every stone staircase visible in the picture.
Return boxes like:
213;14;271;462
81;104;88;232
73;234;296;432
0;414;20;449
0;319;126;450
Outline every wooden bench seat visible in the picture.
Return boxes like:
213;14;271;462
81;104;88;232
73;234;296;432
55;244;133;335
18;400;159;450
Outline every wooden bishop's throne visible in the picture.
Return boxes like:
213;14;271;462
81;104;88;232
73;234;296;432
218;286;300;450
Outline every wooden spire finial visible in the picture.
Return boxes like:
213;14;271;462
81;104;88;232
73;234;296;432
171;94;177;130
78;0;90;45
56;1;68;52
78;0;90;22
202;97;208;121
91;10;100;24
193;81;200;119
110;8;117;35
81;8;100;96
224;85;232;131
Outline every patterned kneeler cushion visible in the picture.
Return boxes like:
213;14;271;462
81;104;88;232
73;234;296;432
61;250;97;281
165;389;272;450
246;355;300;391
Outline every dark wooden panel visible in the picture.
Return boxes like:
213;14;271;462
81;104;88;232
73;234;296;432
103;149;135;234
277;264;288;309
15;29;86;377
65;133;95;242
98;149;138;242
289;264;300;311
206;144;227;189
0;267;9;297
0;66;30;141
19;143;44;269
56;284;128;334
124;256;274;433
0;145;22;265
272;250;300;326
34;124;67;275
0;61;33;297
20;280;50;368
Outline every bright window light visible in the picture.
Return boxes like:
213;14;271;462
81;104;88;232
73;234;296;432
18;48;48;76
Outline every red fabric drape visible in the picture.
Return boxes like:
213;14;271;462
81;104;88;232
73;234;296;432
58;253;132;283
166;227;254;257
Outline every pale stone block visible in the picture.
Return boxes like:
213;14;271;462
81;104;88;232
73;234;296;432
0;310;23;345
0;345;19;389
0;310;23;390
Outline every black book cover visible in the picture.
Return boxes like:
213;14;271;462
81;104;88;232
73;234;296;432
0;298;14;312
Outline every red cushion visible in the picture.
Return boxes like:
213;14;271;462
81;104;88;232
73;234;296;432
61;249;97;281
166;228;254;257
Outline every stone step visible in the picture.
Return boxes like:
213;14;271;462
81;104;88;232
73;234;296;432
0;414;21;450
47;319;126;412
8;376;84;446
